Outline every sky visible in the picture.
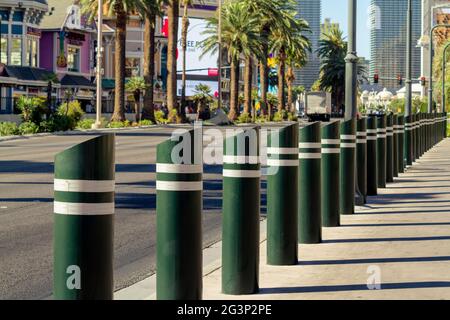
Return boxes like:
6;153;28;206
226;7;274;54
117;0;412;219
322;0;372;59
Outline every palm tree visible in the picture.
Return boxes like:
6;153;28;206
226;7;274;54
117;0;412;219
81;0;139;122
286;48;308;113
270;17;310;114
317;25;365;113
199;2;261;121
242;0;299;116
192;83;213;120
125;77;147;122
139;0;164;123
166;0;179;122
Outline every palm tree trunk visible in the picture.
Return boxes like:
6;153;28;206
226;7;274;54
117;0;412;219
277;50;286;113
111;2;127;122
180;2;189;122
260;26;270;116
244;56;253;115
167;0;179;122
142;14;156;123
229;56;239;121
287;66;294;113
134;91;141;123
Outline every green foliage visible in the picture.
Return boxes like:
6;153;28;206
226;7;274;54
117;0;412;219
40;115;74;132
108;120;131;128
255;115;268;123
155;110;167;124
18;121;40;135
389;97;429;115
273;110;288;122
57;100;85;123
287;112;298;121
125;77;147;94
76;118;96;130
236;112;252;124
0;122;19;136
139;119;154;126
16;96;47;124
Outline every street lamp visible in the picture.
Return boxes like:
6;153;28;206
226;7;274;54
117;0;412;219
217;0;222;111
405;0;412;117
344;0;358;120
443;42;450;113
93;0;104;129
428;23;450;113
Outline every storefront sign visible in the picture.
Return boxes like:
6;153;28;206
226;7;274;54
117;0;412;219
67;32;85;46
27;27;41;37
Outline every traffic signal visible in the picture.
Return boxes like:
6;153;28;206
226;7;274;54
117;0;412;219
397;75;403;86
373;73;379;84
420;76;426;86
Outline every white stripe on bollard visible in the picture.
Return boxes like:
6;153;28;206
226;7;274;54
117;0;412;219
54;179;115;193
223;169;261;178
54;201;115;215
156;180;203;191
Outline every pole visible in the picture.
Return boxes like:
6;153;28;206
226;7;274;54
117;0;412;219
299;122;322;242
217;0;222;110
344;0;358;120
94;0;103;129
156;129;203;300
340;119;357;214
405;0;412;118
267;123;299;265
443;43;450;113
222;127;260;295
53;134;115;299
428;24;450;113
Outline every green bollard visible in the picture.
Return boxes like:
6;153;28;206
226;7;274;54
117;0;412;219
405;115;413;166
420;114;425;156
386;114;394;183
340;119;356;215
267;123;299;266
377;115;387;188
411;114;416;162
321;121;341;227
393;115;399;178
397;117;405;174
156;129;203;300
54;134;115;300
299;122;322;243
425;114;430;152
366;116;378;196
222;127;260;295
357;118;367;203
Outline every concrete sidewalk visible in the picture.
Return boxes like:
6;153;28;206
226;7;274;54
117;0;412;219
117;138;450;300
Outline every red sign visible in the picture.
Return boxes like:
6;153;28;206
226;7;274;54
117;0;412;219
208;68;218;77
162;18;169;38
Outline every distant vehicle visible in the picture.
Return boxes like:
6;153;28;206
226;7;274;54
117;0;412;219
305;91;332;122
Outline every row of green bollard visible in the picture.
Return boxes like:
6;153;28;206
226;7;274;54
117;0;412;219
52;112;447;299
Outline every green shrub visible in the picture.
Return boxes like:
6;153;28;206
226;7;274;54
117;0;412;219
273;110;288;122
236;112;252;124
0;122;19;136
57;100;85;123
40;114;74;132
19;121;40;135
76;118;96;130
139;119;154;126
108;120;131;128
255;115;268;124
155;110;167;124
287;112;298;121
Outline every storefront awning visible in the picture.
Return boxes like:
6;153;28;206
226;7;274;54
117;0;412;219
60;74;95;89
0;65;57;87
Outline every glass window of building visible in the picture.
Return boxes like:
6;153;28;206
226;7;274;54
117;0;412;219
11;38;22;65
125;57;140;77
27;38;38;67
67;46;81;72
0;38;7;64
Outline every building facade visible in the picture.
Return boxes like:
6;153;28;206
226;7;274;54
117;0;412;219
39;0;96;110
295;0;321;90
369;0;422;90
420;0;450;80
0;0;50;114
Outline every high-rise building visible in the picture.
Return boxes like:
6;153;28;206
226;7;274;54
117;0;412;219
295;0;321;90
321;18;340;37
369;0;422;90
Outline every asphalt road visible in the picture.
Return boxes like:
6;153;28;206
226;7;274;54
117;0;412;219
0;126;233;299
